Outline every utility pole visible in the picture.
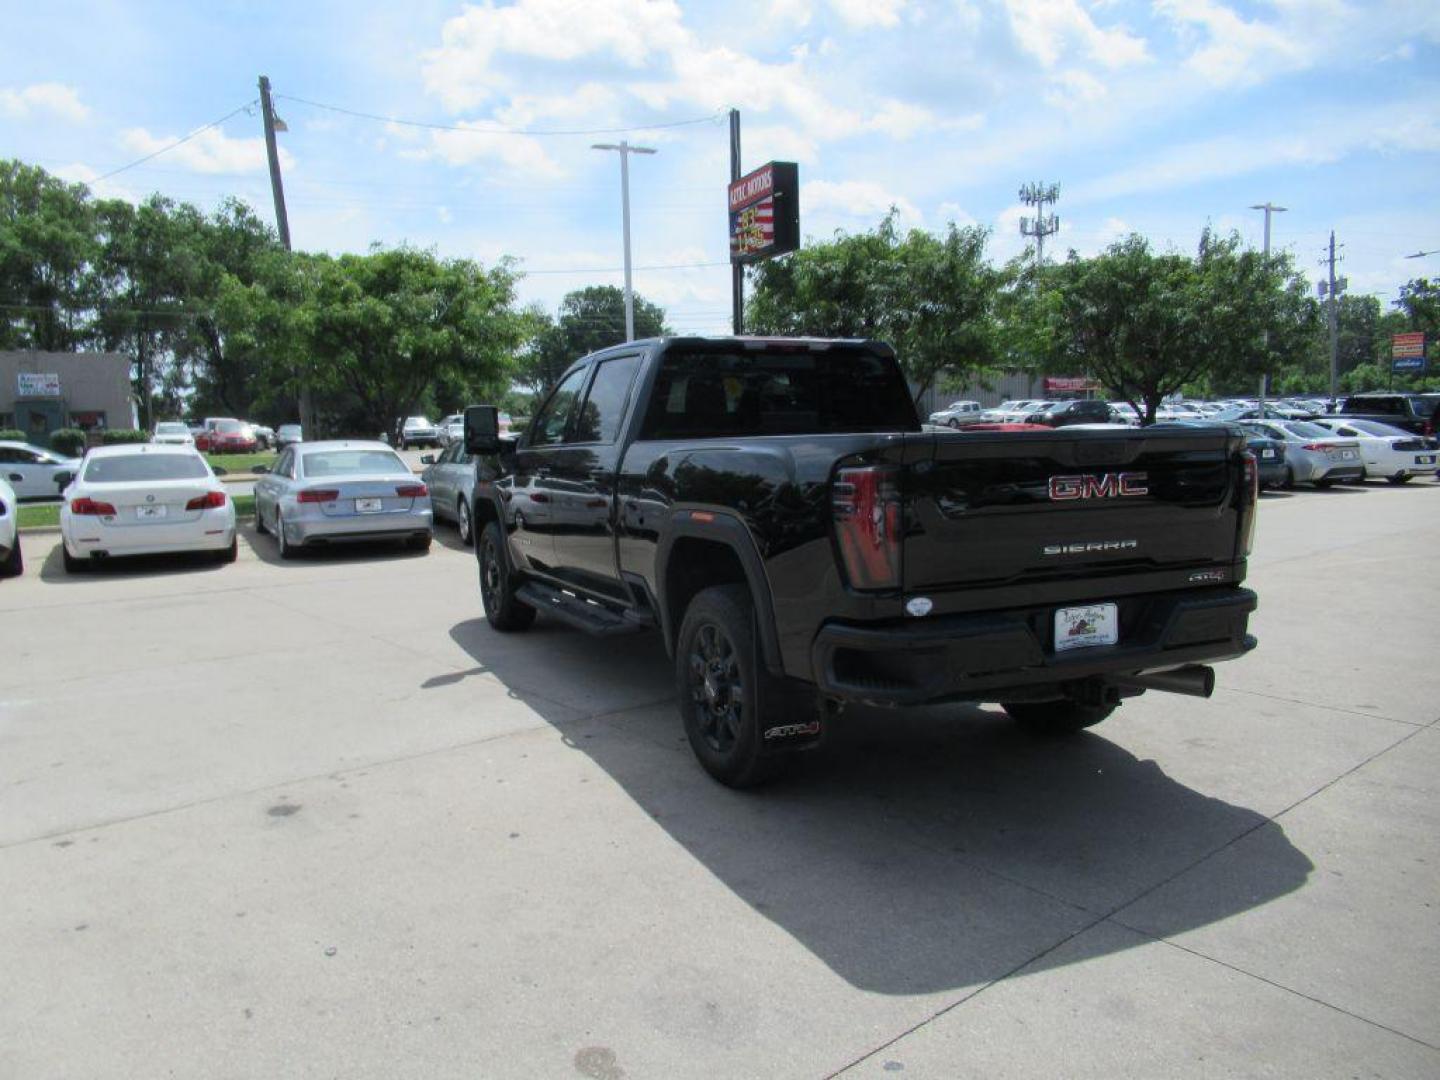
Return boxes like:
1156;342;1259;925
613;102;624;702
1019;182;1060;265
1250;202;1287;410
729;109;743;336
592;140;657;342
1318;231;1346;404
258;75;315;437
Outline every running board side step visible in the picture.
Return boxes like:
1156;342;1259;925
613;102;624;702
516;582;646;636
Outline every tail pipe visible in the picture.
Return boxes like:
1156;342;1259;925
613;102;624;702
1111;664;1215;699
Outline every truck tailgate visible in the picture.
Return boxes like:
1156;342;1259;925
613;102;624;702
902;428;1243;594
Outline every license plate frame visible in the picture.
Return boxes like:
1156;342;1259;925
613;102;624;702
135;504;167;520
1054;602;1119;653
355;497;383;514
1340;450;1357;460
1261;448;1277;458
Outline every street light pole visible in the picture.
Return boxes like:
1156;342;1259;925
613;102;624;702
1250;202;1286;411
592;140;656;342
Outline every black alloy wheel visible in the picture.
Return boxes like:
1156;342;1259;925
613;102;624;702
688;622;744;756
675;584;787;788
478;521;535;631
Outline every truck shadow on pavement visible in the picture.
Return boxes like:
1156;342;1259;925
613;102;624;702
446;616;1313;996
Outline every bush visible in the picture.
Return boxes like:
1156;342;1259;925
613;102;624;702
0;428;25;443
99;429;150;445
49;428;87;456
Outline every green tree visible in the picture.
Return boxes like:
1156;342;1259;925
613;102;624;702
747;213;1008;404
520;286;668;393
304;247;525;438
0;160;100;351
1038;232;1315;423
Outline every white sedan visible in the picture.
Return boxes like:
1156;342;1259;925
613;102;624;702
0;477;21;578
59;445;237;572
1309;417;1439;483
152;421;196;447
0;440;82;501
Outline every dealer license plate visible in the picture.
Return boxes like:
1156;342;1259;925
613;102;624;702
355;497;383;513
1054;603;1119;653
135;504;167;519
1262;448;1276;458
1419;455;1435;465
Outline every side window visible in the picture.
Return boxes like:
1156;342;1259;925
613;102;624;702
454;445;472;466
570;355;641;444
277;450;294;478
0;448;19;464
529;367;589;447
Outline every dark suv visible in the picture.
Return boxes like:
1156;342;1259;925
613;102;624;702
1035;399;1117;427
1337;393;1440;436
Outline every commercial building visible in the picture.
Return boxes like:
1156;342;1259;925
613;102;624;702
0;351;136;448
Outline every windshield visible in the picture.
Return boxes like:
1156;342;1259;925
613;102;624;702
301;449;410;477
1281;421;1333;439
215;420;244;433
83;453;210;483
155;423;188;434
639;346;918;438
405;417;431;428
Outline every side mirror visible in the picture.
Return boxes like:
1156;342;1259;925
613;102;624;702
465;405;501;454
248;464;265;475
212;466;230;476
53;470;73;489
420;454;436;465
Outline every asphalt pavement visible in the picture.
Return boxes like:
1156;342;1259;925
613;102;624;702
1;484;1437;1078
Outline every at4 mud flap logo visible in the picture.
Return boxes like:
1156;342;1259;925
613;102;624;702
764;720;822;741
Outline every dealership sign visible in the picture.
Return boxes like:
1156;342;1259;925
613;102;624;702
1392;332;1426;373
728;161;799;264
17;372;61;397
1044;376;1101;393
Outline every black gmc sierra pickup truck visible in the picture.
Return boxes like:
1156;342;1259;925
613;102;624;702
464;337;1258;787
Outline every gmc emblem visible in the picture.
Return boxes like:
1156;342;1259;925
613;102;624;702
1048;472;1149;501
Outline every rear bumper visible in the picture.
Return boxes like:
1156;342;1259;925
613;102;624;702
290;508;432;545
812;586;1257;706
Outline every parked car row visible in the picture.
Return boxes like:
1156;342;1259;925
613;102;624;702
165;417;296;453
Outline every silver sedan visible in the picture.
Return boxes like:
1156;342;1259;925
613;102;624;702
420;442;476;545
252;440;433;557
1240;420;1365;488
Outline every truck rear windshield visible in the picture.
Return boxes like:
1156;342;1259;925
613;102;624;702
639;347;918;439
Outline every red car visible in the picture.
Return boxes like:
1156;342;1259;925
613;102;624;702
204;418;258;454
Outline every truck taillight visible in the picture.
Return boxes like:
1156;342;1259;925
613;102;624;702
833;465;901;591
70;497;116;516
1239;450;1258;557
185;491;227;510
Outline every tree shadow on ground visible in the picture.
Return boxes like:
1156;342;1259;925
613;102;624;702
444;615;1312;996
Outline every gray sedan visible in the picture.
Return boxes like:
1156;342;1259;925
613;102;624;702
252;440;433;557
1240;420;1364;488
420;443;477;545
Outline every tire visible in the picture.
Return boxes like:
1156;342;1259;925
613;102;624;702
1002;699;1116;736
1281;467;1295;491
407;533;432;553
1313;478;1334;489
276;511;299;560
1387;475;1413;485
217;536;238;564
254;501;267;534
478;521;535;631
62;544;87;574
675;584;789;789
0;537;21;578
456;497;474;546
947;418;961;429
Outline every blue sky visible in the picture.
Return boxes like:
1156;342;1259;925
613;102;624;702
3;1;1438;334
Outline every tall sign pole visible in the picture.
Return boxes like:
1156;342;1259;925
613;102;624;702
1251;202;1286;411
729;110;743;335
258;75;314;437
592;141;657;342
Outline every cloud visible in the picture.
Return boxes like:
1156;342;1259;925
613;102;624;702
1043;69;1108;109
937;201;978;228
828;0;907;29
0;82;90;123
118;126;289;174
407;123;563;179
50;162;138;202
805;179;922;228
1003;0;1149;70
1153;0;1315;89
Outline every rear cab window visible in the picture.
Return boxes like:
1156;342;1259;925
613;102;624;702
638;344;919;439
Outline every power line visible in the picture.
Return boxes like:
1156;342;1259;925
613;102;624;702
92;100;259;182
524;260;728;275
275;93;723;138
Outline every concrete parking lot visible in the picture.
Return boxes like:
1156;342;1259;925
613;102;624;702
2;486;1437;1078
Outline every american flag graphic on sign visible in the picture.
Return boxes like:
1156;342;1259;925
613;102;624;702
731;197;775;258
